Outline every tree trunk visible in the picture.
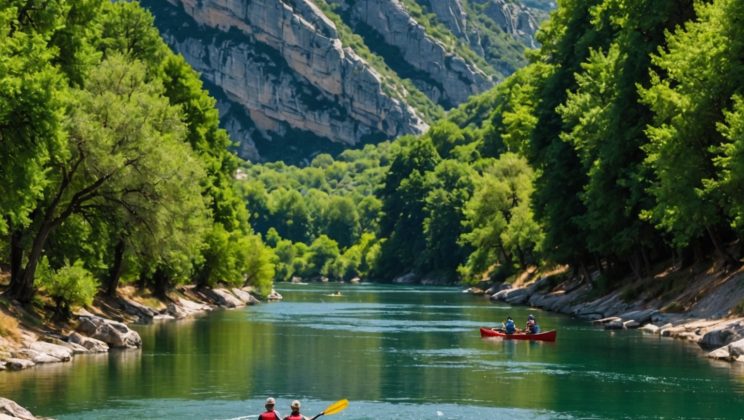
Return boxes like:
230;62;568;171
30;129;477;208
195;265;210;290
9;226;24;288
152;268;169;299
705;225;739;268
9;223;53;303
692;240;705;265
594;256;604;276
106;239;126;297
498;245;512;267
580;262;593;287
135;271;148;291
515;245;527;269
628;253;642;281
641;248;651;277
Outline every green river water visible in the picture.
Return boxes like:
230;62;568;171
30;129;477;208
2;283;744;419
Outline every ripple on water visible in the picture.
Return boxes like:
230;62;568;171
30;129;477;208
54;398;581;420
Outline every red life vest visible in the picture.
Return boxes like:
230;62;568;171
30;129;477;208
284;414;304;420
259;411;280;420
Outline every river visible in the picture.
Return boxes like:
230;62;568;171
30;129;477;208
1;284;743;419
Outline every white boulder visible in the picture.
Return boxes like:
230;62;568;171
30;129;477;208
77;316;141;349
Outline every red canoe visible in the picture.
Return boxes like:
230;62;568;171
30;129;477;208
480;327;557;342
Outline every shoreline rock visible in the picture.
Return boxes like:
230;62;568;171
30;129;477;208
0;397;42;419
0;285;269;373
478;271;744;365
76;315;142;349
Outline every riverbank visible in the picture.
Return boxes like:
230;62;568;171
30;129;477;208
1;397;42;420
476;259;744;363
0;285;283;376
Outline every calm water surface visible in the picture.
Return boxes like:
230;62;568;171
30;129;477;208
2;284;744;419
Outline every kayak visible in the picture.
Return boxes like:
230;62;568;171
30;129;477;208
480;327;557;342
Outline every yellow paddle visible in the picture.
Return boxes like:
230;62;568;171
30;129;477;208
309;399;349;420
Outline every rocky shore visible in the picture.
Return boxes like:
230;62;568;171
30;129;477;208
1;397;42;420
0;286;283;375
477;263;744;364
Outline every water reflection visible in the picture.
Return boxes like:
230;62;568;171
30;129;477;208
2;284;744;418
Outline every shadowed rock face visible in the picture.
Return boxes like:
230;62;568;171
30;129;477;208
141;0;547;162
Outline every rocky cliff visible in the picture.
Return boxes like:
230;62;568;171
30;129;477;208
142;0;549;162
328;0;493;108
472;0;543;48
143;0;427;161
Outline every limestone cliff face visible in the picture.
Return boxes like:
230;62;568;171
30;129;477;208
142;0;549;162
329;0;493;108
143;0;426;161
474;0;542;48
425;0;468;38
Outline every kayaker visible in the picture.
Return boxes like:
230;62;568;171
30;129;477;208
259;397;281;420
283;400;308;420
504;316;516;334
525;314;540;334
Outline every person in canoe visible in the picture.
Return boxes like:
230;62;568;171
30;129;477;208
283;400;308;420
525;314;540;334
259;397;282;420
504;316;517;334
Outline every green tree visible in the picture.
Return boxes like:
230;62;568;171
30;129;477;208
0;5;67;285
358;195;383;234
376;137;440;278
524;0;615;272
460;154;542;281
715;97;744;235
7;55;204;302
640;0;744;260
429;120;466;158
307;235;340;278
272;238;297;282
322;196;360;249
238;234;276;296
269;189;312;243
555;0;695;277
421;160;475;276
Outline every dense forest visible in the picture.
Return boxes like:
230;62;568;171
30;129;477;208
242;0;744;287
0;0;274;315
3;0;744;313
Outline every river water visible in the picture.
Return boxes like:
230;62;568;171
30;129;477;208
2;284;744;419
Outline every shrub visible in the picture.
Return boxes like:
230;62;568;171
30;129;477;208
38;258;99;319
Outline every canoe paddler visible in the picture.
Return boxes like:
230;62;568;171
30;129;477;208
504;316;516;334
259;397;281;420
525;314;540;334
283;400;309;420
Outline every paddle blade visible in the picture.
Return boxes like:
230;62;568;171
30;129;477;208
322;399;349;416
